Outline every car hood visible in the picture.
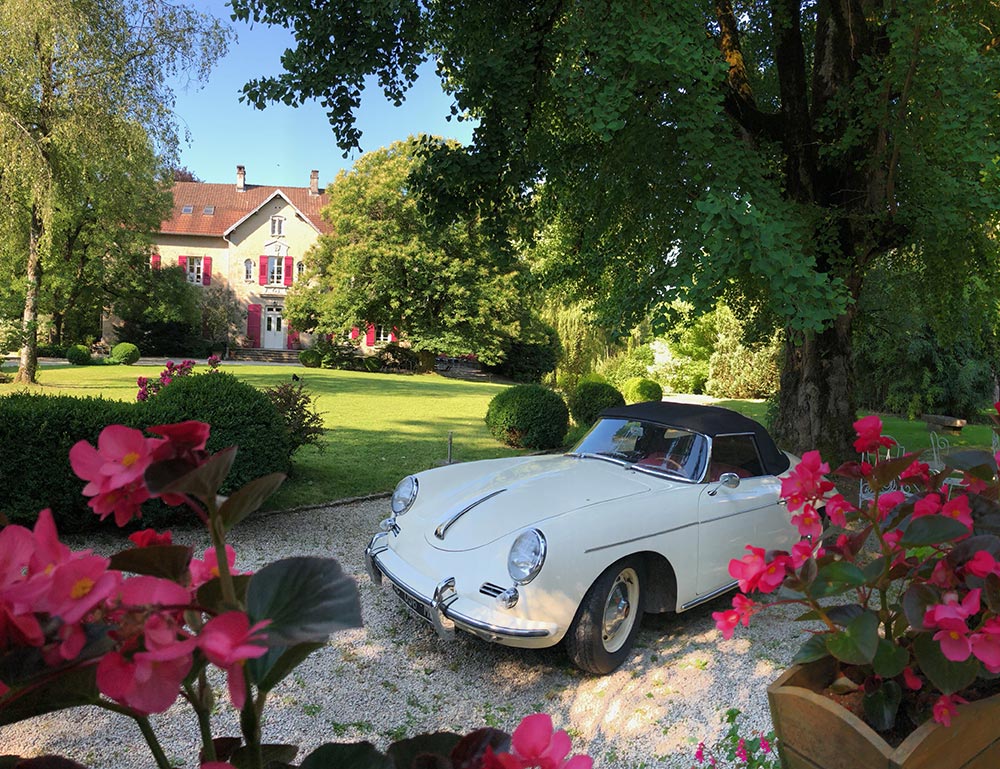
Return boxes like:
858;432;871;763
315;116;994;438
409;454;665;552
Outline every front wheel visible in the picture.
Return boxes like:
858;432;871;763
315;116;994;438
565;557;644;674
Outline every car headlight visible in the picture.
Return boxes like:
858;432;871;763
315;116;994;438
391;475;418;515
507;528;546;584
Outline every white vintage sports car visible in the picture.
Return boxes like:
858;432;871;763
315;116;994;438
365;401;803;673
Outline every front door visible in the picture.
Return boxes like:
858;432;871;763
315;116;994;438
263;305;284;349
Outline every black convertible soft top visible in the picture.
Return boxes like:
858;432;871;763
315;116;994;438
599;400;791;475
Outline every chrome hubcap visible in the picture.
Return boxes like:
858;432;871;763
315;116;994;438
602;568;638;652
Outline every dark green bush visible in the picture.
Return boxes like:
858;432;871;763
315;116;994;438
376;342;420;372
265;381;326;455
0;393;138;531
65;344;91;366
485;384;568;450
110;342;141;365
37;344;69;358
488;326;561;384
622;377;663;404
596;345;654;388
140;372;291;494
299;348;322;368
567;381;625;427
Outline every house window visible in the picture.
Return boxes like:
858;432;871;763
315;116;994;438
203;206;215;215
244;259;253;281
268;256;284;285
186;256;203;284
181;205;193;214
374;325;392;343
270;216;285;237
297;261;305;279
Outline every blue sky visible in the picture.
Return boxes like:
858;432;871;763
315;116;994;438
170;1;474;189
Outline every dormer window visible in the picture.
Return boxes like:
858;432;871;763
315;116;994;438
270;216;285;237
181;205;193;214
203;206;215;215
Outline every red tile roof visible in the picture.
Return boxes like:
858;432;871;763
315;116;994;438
161;181;331;237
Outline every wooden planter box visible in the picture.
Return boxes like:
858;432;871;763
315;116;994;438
767;658;1000;769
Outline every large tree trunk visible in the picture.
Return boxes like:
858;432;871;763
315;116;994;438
14;204;43;384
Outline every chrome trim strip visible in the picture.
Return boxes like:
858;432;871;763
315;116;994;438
700;500;778;523
681;580;739;611
364;532;388;584
584;521;697;553
371;552;551;639
434;488;507;540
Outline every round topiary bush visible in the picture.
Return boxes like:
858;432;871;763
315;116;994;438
622;377;663;404
485;384;568;450
299;348;322;368
110;342;141;365
139;371;291;495
65;344;91;366
567;381;625;427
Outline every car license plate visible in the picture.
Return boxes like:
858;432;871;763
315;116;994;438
392;585;432;623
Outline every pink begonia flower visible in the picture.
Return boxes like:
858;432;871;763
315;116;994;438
902;667;923;691
128;529;173;548
86;481;151;527
824;494;854;528
28;508;73;577
790;505;823;539
933;626;972;662
0;523;34;589
853;415;896;454
118;575;192;610
970;616;1000;673
735;738;747;763
941;495;973;531
966;551;1000;578
929;559;957;589
54;621;87;661
694;742;705;764
198;612;270;709
913;493;942;519
70;425;157;494
932;693;967;727
486;713;593;769
190;545;240;589
960;473;989;495
876;491;906;521
780;451;833;512
0;601;45;649
44;554;121;624
924;589;981;629
900;459;930;484
729;547;790;594
713;594;756;640
759;736;771;754
149;420;211;455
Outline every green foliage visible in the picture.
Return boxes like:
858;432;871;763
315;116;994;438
299;348;322;368
706;306;781;400
621;377;662;404
200;282;245;346
140;372;291;494
0;392;137;530
110;342;140;365
376;342;420;372
484;384;568;450
596;345;653;389
265;381;326;455
488;324;561;384
566;381;625;428
65;344;91;366
114;267;207;356
652;307;717;394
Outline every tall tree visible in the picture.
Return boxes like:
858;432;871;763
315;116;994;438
285;137;531;365
233;0;1000;458
0;0;229;383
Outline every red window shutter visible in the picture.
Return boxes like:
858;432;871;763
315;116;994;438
203;256;212;286
283;255;294;286
247;304;262;348
259;256;268;286
178;255;187;273
151;253;161;269
350;327;360;340
365;325;376;346
286;325;300;348
390;327;398;342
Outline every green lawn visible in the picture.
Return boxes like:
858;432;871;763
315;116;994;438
0;363;521;510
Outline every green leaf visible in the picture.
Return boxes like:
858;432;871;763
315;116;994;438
151;447;237;501
825;604;865;627
984;573;1000;613
0;667;101;726
249;641;325;693
299;742;394;769
872;638;909;678
231;743;297;769
246;557;362;646
109;545;192;581
197;574;252;614
913;633;980;694
825;611;879;665
387;732;463;769
218;472;286;531
900;516;970;547
810;562;867;597
792;634;830;664
902;583;939;631
862;680;902;732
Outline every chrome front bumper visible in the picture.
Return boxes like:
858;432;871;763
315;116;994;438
364;532;552;643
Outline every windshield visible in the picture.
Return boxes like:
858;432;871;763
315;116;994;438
570;418;709;481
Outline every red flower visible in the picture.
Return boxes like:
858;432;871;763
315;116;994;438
932;693;967;727
780;451;833;512
853;415;896;454
824;495;854;528
70;425;157;495
198;612;270;709
486;713;592;769
128;529;173;548
729;546;790;594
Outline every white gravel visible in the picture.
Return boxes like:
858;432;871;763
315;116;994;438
1;498;808;768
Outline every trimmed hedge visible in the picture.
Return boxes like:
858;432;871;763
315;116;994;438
110;342;141;365
0;393;137;531
567;381;625;427
66;344;91;366
1;372;291;532
622;377;663;404
485;384;568;450
299;348;322;368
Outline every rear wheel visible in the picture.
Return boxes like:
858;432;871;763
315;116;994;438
565;557;644;674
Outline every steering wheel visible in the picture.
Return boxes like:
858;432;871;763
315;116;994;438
662;457;684;472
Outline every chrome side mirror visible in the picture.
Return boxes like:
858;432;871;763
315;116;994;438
719;472;741;489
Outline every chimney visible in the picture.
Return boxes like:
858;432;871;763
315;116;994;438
236;165;246;192
309;169;319;195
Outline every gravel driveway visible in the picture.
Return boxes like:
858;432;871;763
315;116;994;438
1;498;806;768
